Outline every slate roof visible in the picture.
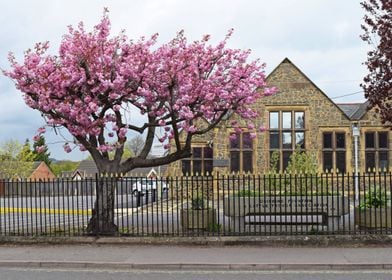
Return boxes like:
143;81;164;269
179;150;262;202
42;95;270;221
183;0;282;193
336;101;369;121
75;160;168;178
76;160;98;176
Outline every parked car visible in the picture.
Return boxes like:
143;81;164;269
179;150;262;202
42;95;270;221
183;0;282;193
131;180;169;195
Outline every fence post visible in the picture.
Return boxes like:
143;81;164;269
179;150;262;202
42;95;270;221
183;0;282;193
136;192;141;207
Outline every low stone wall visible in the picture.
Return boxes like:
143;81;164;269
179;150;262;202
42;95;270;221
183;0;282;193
223;195;350;217
355;207;392;228
223;195;350;232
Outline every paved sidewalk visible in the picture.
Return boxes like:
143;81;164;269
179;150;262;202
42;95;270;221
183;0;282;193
0;244;392;270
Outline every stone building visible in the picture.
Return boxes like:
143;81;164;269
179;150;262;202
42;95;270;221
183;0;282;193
167;58;391;176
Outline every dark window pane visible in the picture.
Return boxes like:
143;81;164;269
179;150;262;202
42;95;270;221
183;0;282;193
336;133;345;149
270;151;280;172
230;133;240;149
365;132;375;148
323;152;333;172
193;160;202;174
282;151;292;171
365;152;376;171
336;151;346;173
379;152;388;170
295;132;305;149
243;151;253;173
204;147;213;158
242;132;252;149
182;160;191;175
282;132;292;149
379;132;388;148
270;132;279;149
295;112;304;129
204;160;213;173
282;112;292;129
270;112;279;129
323;133;332;149
230;151;240;172
193;147;202;158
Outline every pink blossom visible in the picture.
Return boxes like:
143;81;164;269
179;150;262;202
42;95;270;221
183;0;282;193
37;127;46;134
118;127;127;139
158;136;166;143
234;127;243;134
229;133;237;141
63;143;72;153
4;11;275;163
247;123;255;130
97;145;113;152
89;102;98;111
35;145;46;153
163;144;171;150
250;132;257;139
263;86;278;96
259;125;267;132
186;125;197;133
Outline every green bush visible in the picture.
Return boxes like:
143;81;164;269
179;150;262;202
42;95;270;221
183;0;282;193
191;195;205;210
360;187;388;209
207;223;222;232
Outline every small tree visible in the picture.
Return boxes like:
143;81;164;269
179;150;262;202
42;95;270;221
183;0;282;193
4;10;276;234
0;140;34;178
285;147;318;175
127;135;145;157
285;147;319;194
17;139;35;162
361;0;392;125
32;135;51;166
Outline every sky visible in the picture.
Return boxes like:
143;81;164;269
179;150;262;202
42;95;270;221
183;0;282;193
0;0;369;161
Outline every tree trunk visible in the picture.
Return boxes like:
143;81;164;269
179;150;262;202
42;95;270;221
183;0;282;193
86;176;118;235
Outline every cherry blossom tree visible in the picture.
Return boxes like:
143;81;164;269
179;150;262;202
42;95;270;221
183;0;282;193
4;10;276;234
361;0;392;125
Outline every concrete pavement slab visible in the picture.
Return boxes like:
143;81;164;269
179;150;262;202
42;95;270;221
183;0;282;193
0;244;392;270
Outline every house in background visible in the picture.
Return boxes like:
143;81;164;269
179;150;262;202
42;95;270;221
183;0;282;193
69;160;168;179
0;161;56;181
167;58;391;176
28;161;56;180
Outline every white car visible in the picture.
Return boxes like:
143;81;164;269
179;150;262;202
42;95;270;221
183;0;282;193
131;180;168;195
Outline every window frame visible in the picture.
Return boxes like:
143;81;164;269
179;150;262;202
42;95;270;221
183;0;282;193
181;146;213;175
322;131;346;173
268;110;305;172
229;132;253;173
365;131;389;172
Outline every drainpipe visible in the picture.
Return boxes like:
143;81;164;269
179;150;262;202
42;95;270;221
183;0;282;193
352;123;360;202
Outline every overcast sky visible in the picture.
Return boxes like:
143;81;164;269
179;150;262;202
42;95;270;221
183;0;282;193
0;0;369;161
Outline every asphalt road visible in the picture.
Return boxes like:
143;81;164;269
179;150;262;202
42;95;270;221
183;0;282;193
0;192;167;234
1;268;392;280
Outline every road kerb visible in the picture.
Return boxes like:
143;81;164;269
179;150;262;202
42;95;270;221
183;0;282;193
0;261;391;271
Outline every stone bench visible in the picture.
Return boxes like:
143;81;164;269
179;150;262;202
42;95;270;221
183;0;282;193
223;195;350;232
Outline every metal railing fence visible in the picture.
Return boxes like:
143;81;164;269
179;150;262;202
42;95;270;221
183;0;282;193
0;172;391;236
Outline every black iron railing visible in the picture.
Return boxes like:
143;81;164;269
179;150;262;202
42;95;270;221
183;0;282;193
0;172;391;236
